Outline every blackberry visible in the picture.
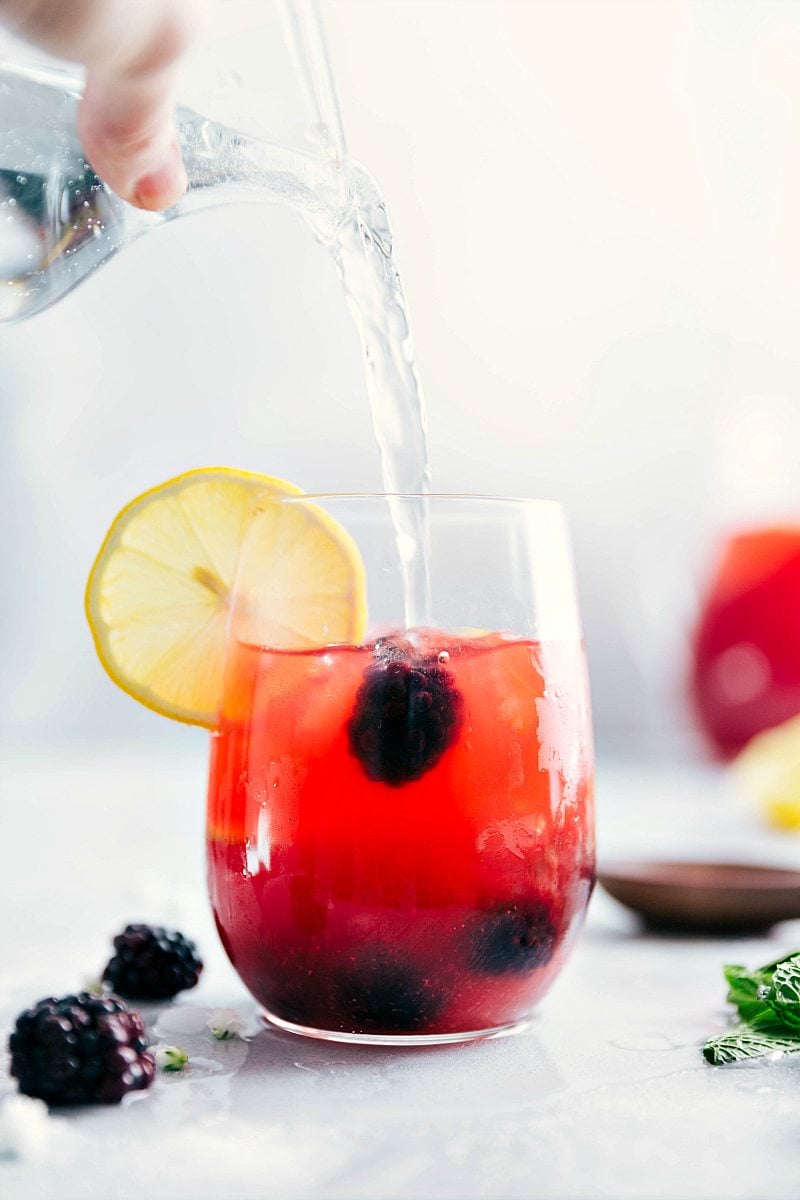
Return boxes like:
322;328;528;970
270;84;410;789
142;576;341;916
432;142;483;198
8;993;154;1106
471;900;558;974
103;924;203;1000
334;955;443;1033
347;642;464;785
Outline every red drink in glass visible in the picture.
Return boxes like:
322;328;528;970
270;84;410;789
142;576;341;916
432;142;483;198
208;627;594;1041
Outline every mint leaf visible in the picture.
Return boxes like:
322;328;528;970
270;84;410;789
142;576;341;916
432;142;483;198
705;951;800;1065
747;1007;800;1035
723;964;772;1023
755;951;800;976
723;953;800;1022
703;1025;800;1065
757;955;800;1032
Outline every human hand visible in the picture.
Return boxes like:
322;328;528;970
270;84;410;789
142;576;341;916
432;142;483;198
0;0;201;210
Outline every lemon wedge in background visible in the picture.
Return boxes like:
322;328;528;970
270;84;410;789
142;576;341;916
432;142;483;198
86;468;367;727
734;715;800;831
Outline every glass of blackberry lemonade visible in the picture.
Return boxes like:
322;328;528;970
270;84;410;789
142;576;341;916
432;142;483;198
206;493;594;1045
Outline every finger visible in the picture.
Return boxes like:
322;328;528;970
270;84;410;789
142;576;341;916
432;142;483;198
79;3;197;209
78;68;188;210
0;0;198;209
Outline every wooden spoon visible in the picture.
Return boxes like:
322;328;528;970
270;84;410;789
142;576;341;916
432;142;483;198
597;860;800;935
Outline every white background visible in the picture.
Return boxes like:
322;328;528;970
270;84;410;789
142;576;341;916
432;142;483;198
2;0;800;754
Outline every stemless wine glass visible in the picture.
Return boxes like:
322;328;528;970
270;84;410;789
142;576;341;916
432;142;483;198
207;494;595;1045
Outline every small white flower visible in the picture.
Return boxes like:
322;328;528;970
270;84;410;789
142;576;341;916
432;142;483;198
0;1095;50;1162
206;1008;249;1041
153;1044;189;1072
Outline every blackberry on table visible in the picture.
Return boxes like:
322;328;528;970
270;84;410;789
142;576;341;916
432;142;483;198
471;900;558;974
103;924;203;1000
8;993;154;1106
347;642;464;786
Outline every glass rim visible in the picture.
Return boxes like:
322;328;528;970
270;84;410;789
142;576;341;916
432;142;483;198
271;491;566;511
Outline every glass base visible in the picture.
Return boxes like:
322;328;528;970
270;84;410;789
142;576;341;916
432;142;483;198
260;1008;528;1046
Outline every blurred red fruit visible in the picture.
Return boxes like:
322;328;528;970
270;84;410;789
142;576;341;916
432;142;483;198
691;527;800;758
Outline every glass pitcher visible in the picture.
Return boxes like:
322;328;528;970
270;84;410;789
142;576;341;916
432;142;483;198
0;0;349;322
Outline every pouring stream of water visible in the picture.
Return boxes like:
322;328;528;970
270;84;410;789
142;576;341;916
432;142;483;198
0;27;433;628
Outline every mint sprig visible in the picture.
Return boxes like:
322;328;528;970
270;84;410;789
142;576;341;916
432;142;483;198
757;956;800;1031
704;952;800;1064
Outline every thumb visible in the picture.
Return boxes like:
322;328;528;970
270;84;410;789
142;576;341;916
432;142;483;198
0;0;199;211
78;69;188;211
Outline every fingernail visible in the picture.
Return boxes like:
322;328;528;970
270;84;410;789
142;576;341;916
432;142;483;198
132;137;188;211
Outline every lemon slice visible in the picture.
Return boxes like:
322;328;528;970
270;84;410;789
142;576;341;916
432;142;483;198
735;716;800;832
86;468;367;727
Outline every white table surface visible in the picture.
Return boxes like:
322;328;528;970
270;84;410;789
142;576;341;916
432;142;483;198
1;742;799;1200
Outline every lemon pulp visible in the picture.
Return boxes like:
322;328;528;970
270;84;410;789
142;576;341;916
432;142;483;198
86;468;367;727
